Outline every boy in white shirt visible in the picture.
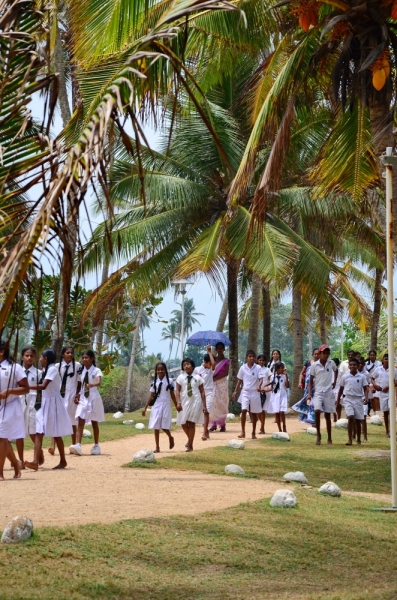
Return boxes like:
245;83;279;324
337;358;368;445
308;344;338;445
194;345;215;441
232;350;261;439
358;358;371;442
372;354;397;438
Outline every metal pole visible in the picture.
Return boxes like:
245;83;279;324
180;285;186;364
385;147;397;508
341;314;344;362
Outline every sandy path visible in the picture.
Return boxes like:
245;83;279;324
0;416;314;528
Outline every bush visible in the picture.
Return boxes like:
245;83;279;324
100;366;149;413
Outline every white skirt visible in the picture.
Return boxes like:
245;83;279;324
75;392;105;423
149;398;172;430
21;397;36;436
36;394;73;437
62;390;78;426
0;398;25;440
267;391;288;414
177;393;204;425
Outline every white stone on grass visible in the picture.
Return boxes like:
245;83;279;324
82;429;92;438
272;432;290;441
318;481;341;497
307;427;317;435
171;418;177;424
123;420;134;425
283;471;308;485
225;464;245;475
370;415;383;426
1;516;33;544
270;490;297;508
227;413;236;421
228;439;245;450
113;411;124;419
132;449;156;463
135;423;145;430
334;418;348;429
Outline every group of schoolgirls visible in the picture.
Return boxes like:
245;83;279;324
0;341;104;480
232;348;289;439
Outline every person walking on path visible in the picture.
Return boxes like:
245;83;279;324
194;346;215;440
232;350;262;439
308;344;338;445
209;342;230;433
176;358;208;452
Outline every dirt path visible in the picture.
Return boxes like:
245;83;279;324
0;416;325;528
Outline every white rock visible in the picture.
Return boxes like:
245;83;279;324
272;432;290;441
132;449;156;463
334;418;348;429
113;411;124;419
307;427;317;435
227;413;236;420
370;415;383;426
283;471;308;484
228;439;245;450
270;490;297;508
82;429;92;438
123;420;134;425
318;481;341;497
225;464;245;475
171;418;177;424
135;423;145;430
1;516;33;544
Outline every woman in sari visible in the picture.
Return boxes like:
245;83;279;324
209;342;230;432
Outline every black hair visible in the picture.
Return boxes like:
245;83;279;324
313;347;319;355
21;346;37;357
366;350;377;364
203;354;211;363
358;357;366;364
246;349;256;358
0;340;11;362
383;354;389;359
332;357;340;367
152;362;174;401
41;348;56;379
82;349;96;367
60;345;76;378
182;357;195;369
215;342;225;350
274;361;284;371
349;357;359;365
271;349;282;359
257;353;267;361
268;349;282;371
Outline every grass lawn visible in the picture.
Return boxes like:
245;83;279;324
127;423;393;494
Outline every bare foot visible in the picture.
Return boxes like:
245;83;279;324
259;430;265;434
154;448;160;453
38;451;45;466
186;447;193;452
13;470;21;479
48;447;55;456
252;434;257;439
18;460;25;470
0;476;4;481
283;427;287;433
24;461;38;471
185;442;189;448
238;433;245;439
52;461;67;469
169;436;175;450
386;433;391;438
345;441;352;446
357;440;362;445
201;435;207;441
364;439;368;443
316;436;321;445
327;440;333;445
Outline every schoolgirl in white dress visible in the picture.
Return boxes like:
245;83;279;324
257;354;271;434
24;348;72;471
267;361;290;433
48;346;81;454
194;345;216;440
0;340;29;480
16;346;41;466
176;358;208;452
70;350;104;456
142;362;179;452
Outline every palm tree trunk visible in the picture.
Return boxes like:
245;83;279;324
216;296;228;332
319;309;328;344
371;268;383;350
125;306;143;412
94;262;109;354
291;287;303;404
262;284;271;359
227;260;240;412
246;273;261;354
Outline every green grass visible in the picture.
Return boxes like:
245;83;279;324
126;423;393;494
0;492;396;599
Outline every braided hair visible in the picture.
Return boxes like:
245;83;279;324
152;362;174;401
41;348;56;379
59;346;76;378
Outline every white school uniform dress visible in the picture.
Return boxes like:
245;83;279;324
339;372;367;420
75;365;105;422
258;366;272;411
36;365;73;437
21;366;41;436
372;366;397;412
194;365;215;414
149;377;174;430
237;363;262;414
0;360;26;440
311;359;337;413
176;372;204;425
267;373;288;414
56;360;81;426
365;360;381;400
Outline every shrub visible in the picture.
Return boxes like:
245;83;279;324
100;366;149;413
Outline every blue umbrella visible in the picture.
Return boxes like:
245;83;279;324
186;330;232;347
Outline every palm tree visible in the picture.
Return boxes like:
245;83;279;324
171;298;203;340
161;323;180;364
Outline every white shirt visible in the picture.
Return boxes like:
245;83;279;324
373;366;397;396
56;360;82;394
270;372;288;395
80;365;103;398
311;359;337;392
150;376;174;402
42;365;62;398
23;365;41;397
340;359;350;374
237;363;261;391
340;372;368;399
0;360;26;403
194;365;214;392
176;372;204;401
365;360;381;375
258;366;271;388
